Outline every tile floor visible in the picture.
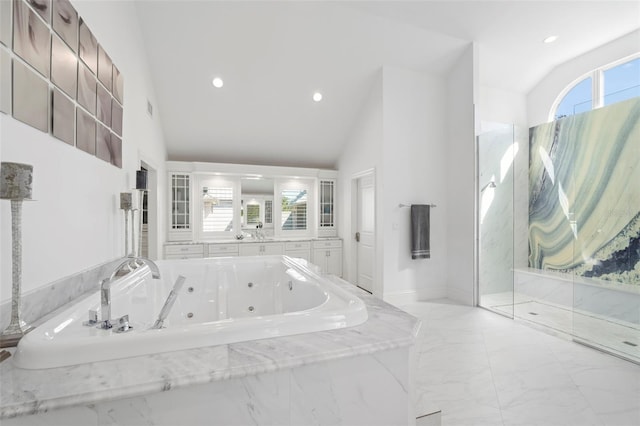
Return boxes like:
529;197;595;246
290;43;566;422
397;299;640;426
481;292;640;362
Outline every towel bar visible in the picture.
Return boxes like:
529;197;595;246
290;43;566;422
399;203;437;208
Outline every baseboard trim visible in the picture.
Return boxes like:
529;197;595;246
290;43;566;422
383;290;419;306
446;286;474;306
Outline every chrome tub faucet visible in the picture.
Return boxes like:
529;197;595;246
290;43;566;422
84;256;161;332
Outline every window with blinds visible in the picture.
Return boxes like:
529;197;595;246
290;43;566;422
281;189;307;231
202;187;233;233
171;174;190;230
246;203;260;225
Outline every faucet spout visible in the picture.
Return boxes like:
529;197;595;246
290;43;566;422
107;256;161;281
92;256;161;330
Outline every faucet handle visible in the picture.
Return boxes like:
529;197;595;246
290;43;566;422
82;310;99;327
113;315;133;333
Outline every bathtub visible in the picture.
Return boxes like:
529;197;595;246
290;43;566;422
13;256;368;369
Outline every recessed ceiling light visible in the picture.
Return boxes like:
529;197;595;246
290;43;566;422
543;35;558;44
212;77;224;88
313;92;323;102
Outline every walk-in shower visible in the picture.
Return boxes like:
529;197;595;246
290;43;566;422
477;97;640;364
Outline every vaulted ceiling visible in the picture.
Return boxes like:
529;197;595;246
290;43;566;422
135;1;640;169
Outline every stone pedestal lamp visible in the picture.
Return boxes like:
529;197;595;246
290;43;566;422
120;192;133;257
0;162;35;347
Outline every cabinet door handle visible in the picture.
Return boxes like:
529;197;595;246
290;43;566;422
326;250;330;257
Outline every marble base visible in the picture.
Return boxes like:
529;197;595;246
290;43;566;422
514;268;640;325
2;347;415;426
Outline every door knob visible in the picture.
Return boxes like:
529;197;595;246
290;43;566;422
355;232;360;242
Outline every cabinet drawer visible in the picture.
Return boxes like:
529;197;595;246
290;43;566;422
165;244;204;255
208;243;239;255
165;253;203;260
285;241;310;250
312;239;342;249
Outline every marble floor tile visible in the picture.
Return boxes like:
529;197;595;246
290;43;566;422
482;293;640;362
398;299;640;426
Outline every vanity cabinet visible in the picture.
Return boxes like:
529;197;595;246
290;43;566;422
284;241;311;261
165;239;341;275
207;243;239;257
168;173;193;241
165;244;204;259
238;242;284;256
312;239;342;277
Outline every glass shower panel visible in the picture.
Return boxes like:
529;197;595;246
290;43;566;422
477;123;517;317
571;98;640;362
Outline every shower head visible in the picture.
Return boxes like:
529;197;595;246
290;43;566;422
480;181;497;193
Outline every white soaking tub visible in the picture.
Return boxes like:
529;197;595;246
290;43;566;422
13;256;368;369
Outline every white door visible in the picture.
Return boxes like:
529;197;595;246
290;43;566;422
356;174;375;293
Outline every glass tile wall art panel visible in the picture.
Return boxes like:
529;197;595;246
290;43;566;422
52;0;78;52
0;0;11;47
26;0;50;24
97;45;112;91
78;18;97;74
76;106;96;155
52;88;74;145
5;0;123;168
110;133;122;168
112;64;123;104
12;58;48;132
111;98;122;136
96;122;111;163
13;0;51;78
96;83;111;126
77;61;96;114
51;34;77;98
0;48;10;114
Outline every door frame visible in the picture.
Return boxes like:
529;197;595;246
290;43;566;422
140;159;158;260
350;168;376;295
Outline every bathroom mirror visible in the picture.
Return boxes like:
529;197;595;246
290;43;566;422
240;178;274;230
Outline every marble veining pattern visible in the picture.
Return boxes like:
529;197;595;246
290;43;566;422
399;299;640;426
528;98;640;284
0;258;130;332
0;276;419;419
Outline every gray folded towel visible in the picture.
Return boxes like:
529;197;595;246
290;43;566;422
411;205;430;259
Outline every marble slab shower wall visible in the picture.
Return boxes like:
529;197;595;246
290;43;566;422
528;98;640;285
478;124;515;299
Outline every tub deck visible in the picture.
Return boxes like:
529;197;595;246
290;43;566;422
0;276;420;420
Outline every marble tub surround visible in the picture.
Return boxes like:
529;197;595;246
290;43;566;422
0;276;420;422
0;258;135;332
14;257;368;369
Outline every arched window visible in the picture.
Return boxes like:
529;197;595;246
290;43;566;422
551;55;640;120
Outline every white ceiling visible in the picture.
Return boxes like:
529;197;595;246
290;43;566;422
135;1;640;169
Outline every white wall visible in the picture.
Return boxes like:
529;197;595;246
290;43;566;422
380;66;448;301
527;29;640;127
445;44;477;305
337;66;450;302
337;71;384;296
478;85;527;129
0;1;167;301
